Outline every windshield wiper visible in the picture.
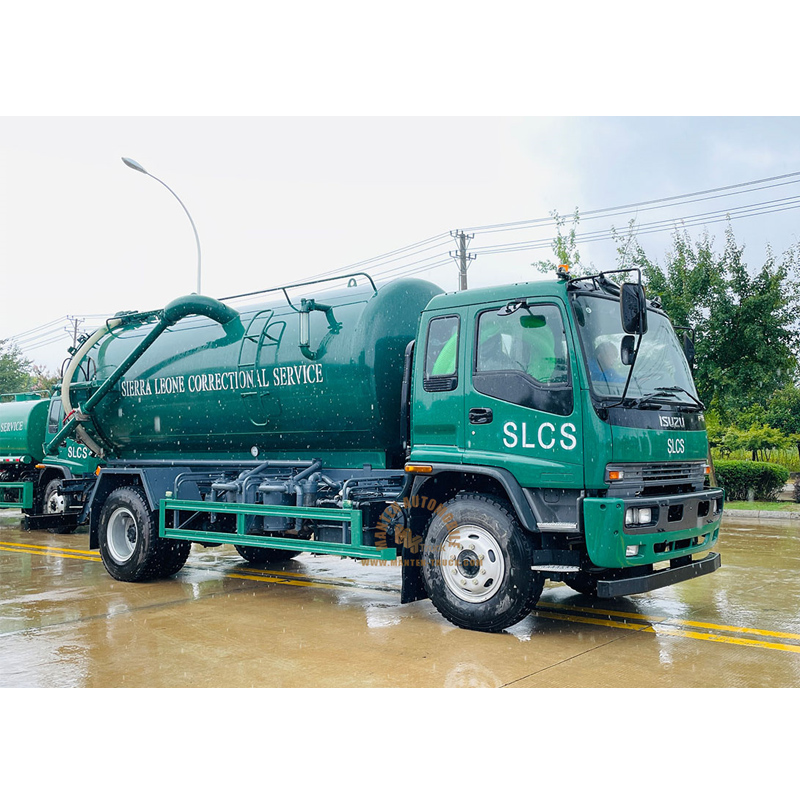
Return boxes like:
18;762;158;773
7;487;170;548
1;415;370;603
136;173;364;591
614;392;666;410
622;387;703;411
654;385;705;410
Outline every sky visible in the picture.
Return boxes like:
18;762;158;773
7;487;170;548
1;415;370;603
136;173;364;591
1;2;797;376
2;116;800;371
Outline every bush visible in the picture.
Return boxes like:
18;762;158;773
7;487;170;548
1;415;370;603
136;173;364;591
715;459;790;501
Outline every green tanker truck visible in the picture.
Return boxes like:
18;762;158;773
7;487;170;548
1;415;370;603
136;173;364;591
0;392;101;531
1;268;723;632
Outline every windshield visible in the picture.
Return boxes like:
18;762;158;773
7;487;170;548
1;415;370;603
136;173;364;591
571;292;698;403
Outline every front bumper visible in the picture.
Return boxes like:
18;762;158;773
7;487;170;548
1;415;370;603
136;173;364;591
582;488;724;569
596;551;721;598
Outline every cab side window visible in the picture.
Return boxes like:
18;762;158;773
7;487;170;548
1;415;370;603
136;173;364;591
47;399;63;434
474;304;572;415
424;315;460;392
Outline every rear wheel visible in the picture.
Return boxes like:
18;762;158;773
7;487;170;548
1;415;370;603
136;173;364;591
421;493;543;632
98;486;178;581
42;479;77;535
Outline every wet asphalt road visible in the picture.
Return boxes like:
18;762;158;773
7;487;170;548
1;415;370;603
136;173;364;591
1;510;798;687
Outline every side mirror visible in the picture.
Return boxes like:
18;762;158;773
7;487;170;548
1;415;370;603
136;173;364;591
620;335;636;366
620;283;648;335
683;333;695;367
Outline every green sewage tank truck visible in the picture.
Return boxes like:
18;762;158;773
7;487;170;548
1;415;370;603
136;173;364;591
0;268;723;632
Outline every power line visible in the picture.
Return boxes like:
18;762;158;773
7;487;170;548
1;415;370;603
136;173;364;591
472;196;800;256
464;170;800;235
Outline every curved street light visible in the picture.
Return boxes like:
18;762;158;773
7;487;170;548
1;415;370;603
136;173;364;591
122;157;202;294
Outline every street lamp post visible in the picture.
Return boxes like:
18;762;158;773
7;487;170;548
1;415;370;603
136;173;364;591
122;157;202;294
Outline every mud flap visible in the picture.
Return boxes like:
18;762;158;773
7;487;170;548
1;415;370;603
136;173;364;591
400;540;428;603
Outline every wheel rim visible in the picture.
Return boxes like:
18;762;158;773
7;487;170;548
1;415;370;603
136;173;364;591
438;523;505;604
45;488;65;514
107;507;138;564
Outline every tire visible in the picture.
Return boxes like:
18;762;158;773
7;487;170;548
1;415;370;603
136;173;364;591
156;539;191;577
42;478;77;535
421;493;543;633
563;573;600;597
98;486;175;582
234;544;302;565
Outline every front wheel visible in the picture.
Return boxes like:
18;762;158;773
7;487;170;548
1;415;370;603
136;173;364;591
98;486;179;582
42;479;77;535
421;493;543;633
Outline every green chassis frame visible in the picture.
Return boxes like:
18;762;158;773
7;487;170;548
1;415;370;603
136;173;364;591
159;498;398;560
0;481;34;509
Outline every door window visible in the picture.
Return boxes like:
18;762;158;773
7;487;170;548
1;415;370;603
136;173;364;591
473;304;572;415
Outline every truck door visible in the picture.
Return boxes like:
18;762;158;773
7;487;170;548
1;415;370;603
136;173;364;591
464;298;583;489
410;311;465;463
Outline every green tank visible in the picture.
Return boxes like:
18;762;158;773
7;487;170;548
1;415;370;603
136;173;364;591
71;277;442;468
0;398;49;463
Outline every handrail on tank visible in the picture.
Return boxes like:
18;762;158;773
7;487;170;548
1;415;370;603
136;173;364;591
0;391;49;403
219;272;378;306
45;294;240;457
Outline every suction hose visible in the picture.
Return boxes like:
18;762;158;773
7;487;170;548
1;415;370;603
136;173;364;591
49;295;239;458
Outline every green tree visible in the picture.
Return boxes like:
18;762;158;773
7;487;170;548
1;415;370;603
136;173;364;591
700;232;800;417
637;227;723;331
533;208;586;276
0;340;32;395
722;423;789;461
765;384;800;460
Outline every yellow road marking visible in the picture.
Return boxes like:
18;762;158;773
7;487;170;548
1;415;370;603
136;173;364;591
533;609;653;632
539;599;800;643
0;545;102;562
0;539;96;557
3;539;799;651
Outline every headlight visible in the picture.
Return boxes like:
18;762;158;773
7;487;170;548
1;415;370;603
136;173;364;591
625;506;654;526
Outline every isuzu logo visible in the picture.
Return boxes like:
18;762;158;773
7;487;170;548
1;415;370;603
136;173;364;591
659;415;685;429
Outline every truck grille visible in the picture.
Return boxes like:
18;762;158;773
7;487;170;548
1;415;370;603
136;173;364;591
606;461;707;495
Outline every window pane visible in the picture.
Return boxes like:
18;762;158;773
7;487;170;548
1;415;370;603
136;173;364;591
426;316;459;378
476;306;569;385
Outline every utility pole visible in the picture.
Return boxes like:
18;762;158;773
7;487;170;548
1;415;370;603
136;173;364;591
450;230;476;291
66;316;85;349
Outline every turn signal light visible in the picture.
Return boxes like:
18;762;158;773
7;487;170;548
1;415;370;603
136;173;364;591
608;470;624;481
405;464;433;474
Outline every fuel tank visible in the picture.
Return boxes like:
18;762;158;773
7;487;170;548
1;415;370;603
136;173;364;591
72;277;442;468
0;397;49;462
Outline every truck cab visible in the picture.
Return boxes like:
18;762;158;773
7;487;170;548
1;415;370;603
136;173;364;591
406;269;723;631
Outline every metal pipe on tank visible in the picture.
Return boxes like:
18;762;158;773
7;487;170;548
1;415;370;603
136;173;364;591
47;296;240;457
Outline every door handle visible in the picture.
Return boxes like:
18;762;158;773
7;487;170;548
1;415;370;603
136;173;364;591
469;407;493;424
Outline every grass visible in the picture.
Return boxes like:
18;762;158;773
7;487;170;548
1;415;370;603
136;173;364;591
725;500;798;512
